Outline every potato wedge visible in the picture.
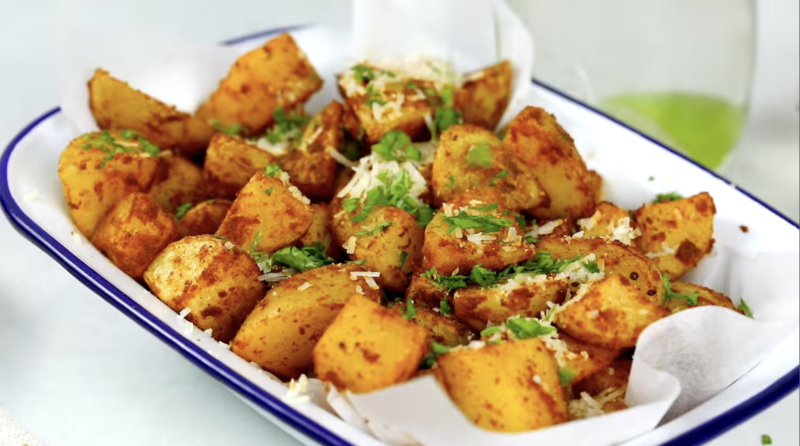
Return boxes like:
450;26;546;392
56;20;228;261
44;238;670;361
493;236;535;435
460;60;513;130
664;281;742;315
58;130;163;237
431;124;548;211
551;332;622;386
576;201;638;246
216;169;313;254
296;203;341;260
177;199;232;237
144;235;265;342
231;264;382;380
452;278;568;331
554;274;668;349
203;133;277;199
423;188;533;276
535;236;665;305
313;294;429;393
635;192;716;280
92;193;180;281
505;106;596;219
195;33;322;135
436;338;568;432
148;155;208;213
88;69;214;156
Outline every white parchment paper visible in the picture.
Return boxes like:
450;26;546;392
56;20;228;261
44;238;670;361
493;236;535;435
55;1;800;445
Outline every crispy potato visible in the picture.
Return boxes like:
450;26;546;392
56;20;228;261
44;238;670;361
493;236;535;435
505;106;596;219
453;278;568;331
436;338;568;432
143;235;265;342
296;203;341;260
92;193;180;281
58;131;163;237
423;188;533;276
572;359;631;414
231;264;382;380
403;305;474;348
533;218;576;240
460;60;513;130
664;281;742;315
88;69;214;156
313;294;429;393
177;199;232;237
341;102;365;141
554;332;622;386
535;236;665;305
196;33;322;135
587;170;604;202
148;155;208;213
635;193;716;280
216;170;313;254
405;273;449;309
576;202;639;246
203;133;277;199
431;124;548;211
554;274;668;349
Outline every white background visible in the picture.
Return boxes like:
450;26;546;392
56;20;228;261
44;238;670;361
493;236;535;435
0;0;796;445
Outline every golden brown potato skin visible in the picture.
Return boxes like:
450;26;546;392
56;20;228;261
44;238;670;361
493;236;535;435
453;279;568;331
216;171;313;254
587;170;604;202
579;202;634;241
535;236;665;305
231;264;382;380
91;193;180;281
88;69;214;156
555;332;622;386
665;281;743;315
405;274;449;309
431;124;548;211
423;188;533;276
403;306;474;348
461;60;513;130
555;274;668;349
148;155;208;213
536;218;576;240
203;133;276;199
195;34;322;135
144;235;265;342
436;338;568;432
313;294;429;393
635;192;716;280
58;131;163;238
297;203;341;260
505;106;596;219
177;200;232;237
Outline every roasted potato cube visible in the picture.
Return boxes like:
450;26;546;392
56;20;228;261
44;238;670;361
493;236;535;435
576;202;638;245
535;236;665;305
216;169;313;254
91;193;180;281
571;359;631;415
422;188;533;276
231;264;382;380
296;203;341;260
58;131;163;237
505;106;596;219
148;155;208;213
635;193;716;280
431;124;548;211
405;273;449;309
143;235;265;342
436;338;568;432
460;60;513;130
403;305;474;348
554;274;668;349
530;218;576;241
195;33;322;135
553;332;622;386
313;294;429;393
452;278;568;331
177;199;232;237
203;133;277;199
664;281;742;315
88;69;214;156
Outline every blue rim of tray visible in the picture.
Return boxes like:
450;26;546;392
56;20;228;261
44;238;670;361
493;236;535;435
0;24;797;446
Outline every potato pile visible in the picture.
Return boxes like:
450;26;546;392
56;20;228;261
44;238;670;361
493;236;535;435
58;33;745;433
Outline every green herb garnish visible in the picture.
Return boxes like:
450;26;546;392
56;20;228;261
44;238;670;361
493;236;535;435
439;298;452;315
354;221;392;237
371;130;420;161
82;131;159;168
582;261;600;273
420;341;451;369
402;299;417;319
662;273;699;305
738;298;754;318
398;251;408;269
263;107;309;144
761;434;772;445
264;187;274;195
421;268;469;293
470;265;499;288
466;143;494;169
480;326;502;337
489;170;509;186
653;192;683;203
506;318;556;340
442;211;513;234
446;175;455;188
349;169;433;227
271;243;335;272
524;236;539;243
353;64;376;83
468;203;499;212
175;203;192;221
264;164;282;177
558;368;575;386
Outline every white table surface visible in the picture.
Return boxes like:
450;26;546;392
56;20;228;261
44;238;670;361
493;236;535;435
0;1;796;445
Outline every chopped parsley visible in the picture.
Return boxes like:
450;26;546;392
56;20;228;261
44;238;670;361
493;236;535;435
662;273;699;306
175;203;192;221
364;84;386;106
524;236;539;243
558;368;575;386
398;251;408;269
653;192;683;203
468;203;499;212
248;232;271;267
442;211;513;235
81;130;160;168
480;326;502;337
354;221;392;237
761;434;772;445
347;259;368;265
420;341;451;369
421;267;469;292
515;215;527;228
402;299;417;319
352;64;376;83
264;164;282;177
466;143;494;169
470;265;499;288
210;120;248;136
738;298;754;318
489;170;509;186
582;261;600;273
371;130;420;161
446;175;455;188
119;129;137;140
439;298;452;315
405;81;419;90
433;86;462;134
348;169;434;227
271;243;335;271
210;234;230;242
506;318;556;339
264;187;274;195
264;108;309;144
342;197;361;213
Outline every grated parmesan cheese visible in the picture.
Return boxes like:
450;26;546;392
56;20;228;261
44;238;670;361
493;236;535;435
526;219;563;239
178;308;192;319
355;285;365;295
297;282;312;291
326;146;356;167
283;374;311;404
350;271;380;278
365;277;379;289
203;328;213;337
466;232;496;246
646;242;678;258
223;241;235;250
345;236;357;254
218;341;230;350
568;387;626;420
